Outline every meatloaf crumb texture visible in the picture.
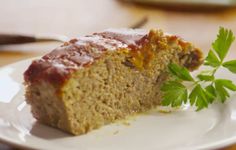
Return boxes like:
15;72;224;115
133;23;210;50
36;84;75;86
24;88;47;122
24;29;203;135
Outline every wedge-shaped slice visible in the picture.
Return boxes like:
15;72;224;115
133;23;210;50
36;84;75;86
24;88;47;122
24;29;203;135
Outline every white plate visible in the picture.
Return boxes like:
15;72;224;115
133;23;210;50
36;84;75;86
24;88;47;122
1;59;236;150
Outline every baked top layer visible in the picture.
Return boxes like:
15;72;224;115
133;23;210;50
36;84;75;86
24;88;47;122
24;29;201;85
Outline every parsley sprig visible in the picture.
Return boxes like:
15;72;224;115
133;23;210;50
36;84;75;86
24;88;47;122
161;27;236;111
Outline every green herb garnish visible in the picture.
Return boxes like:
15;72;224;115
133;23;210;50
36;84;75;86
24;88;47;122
161;27;236;111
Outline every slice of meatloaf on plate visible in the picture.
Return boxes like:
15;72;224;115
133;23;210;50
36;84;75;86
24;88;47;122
24;28;203;135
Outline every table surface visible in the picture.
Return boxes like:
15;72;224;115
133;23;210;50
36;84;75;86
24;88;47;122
1;0;236;149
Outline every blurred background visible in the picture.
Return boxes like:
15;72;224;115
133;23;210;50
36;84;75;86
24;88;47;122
1;0;236;65
0;0;236;149
0;0;236;66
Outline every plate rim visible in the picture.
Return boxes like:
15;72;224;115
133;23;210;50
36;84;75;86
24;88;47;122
1;58;236;150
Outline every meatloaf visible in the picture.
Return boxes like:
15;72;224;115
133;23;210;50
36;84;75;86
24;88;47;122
24;29;203;135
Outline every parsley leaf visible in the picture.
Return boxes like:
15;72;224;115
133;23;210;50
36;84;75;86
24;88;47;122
197;74;214;81
212;27;235;61
161;81;188;107
168;63;194;81
223;60;236;73
205;84;216;98
204;50;221;67
215;80;230;102
215;79;236;91
189;84;214;111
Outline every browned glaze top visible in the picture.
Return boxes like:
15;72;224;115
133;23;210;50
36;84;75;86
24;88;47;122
24;29;150;85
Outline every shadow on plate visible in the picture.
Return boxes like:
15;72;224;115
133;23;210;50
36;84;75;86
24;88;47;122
30;121;71;139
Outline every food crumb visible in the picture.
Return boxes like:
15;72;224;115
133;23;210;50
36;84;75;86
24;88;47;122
113;130;119;135
122;120;131;126
156;106;180;113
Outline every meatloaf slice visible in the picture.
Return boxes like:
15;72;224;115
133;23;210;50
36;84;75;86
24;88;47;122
24;29;203;135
